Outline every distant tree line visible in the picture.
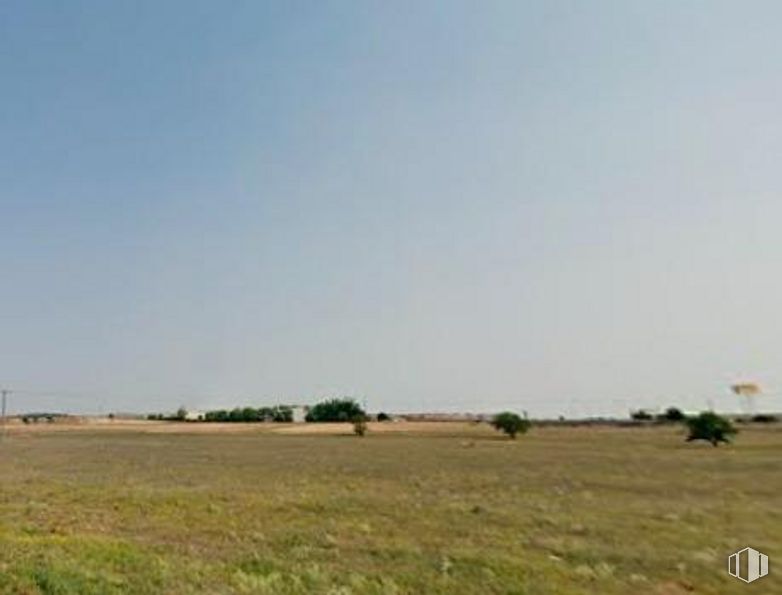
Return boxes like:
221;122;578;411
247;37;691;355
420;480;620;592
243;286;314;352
204;406;293;423
147;408;187;422
21;413;63;424
630;406;778;426
628;406;758;446
630;407;687;423
145;399;372;423
147;405;294;423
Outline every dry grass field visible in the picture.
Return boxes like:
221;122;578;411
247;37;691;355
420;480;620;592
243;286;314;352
0;421;779;594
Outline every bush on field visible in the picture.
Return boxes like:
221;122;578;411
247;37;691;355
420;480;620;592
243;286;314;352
751;414;778;423
305;398;365;422
377;412;391;422
657;407;686;423
352;413;368;436
685;411;737;446
491;412;530;439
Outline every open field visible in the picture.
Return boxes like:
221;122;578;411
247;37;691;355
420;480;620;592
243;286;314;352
1;420;472;436
0;422;779;594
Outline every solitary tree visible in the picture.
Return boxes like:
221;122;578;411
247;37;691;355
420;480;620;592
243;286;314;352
685;412;737;446
491;412;530;439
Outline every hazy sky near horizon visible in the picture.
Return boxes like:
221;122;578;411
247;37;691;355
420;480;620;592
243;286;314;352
2;1;781;416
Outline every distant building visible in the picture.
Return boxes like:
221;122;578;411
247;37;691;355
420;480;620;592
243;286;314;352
185;410;205;421
291;406;308;423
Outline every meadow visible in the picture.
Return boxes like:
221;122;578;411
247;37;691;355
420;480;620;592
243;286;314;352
0;421;779;594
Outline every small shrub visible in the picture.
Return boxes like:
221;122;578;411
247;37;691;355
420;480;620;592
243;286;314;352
352;414;368;436
685;412;737;446
630;409;653;421
491;412;530;439
751;414;778;423
377;412;391;422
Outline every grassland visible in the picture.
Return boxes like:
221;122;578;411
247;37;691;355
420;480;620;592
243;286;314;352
0;421;779;594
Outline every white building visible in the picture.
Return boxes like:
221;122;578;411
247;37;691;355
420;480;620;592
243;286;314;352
291;406;308;423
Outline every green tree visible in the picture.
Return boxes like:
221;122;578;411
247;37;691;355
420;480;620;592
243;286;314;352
305;398;365;422
751;414;778;423
241;407;260;422
271;405;293;422
658;407;686;423
491;412;530;439
685;412;737;446
204;409;229;422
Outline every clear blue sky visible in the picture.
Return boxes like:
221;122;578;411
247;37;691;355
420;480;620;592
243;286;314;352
2;1;780;416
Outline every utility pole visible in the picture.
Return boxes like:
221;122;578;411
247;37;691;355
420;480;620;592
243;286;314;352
1;389;9;442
